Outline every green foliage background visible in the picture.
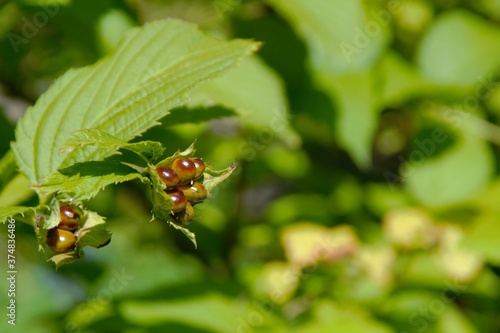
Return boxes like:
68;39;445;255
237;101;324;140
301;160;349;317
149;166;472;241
1;0;500;332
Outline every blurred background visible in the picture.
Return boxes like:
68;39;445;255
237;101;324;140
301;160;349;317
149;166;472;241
1;0;500;332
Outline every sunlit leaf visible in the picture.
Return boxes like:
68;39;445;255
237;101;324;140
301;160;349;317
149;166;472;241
437;306;479;333
203;162;236;193
461;213;500;265
404;132;493;207
0;206;37;224
418;10;500;85
0;150;17;191
315;70;379;167
12;19;259;184
34;161;149;201
189;56;300;146
0;173;33;208
266;0;389;74
120;294;247;333
295;301;395;333
61;128;165;163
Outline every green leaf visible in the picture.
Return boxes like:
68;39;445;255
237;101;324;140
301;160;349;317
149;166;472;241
0;174;34;207
120;294;247;333
471;0;500;20
0;149;34;207
266;0;389;74
203;162;237;192
161;106;237;127
76;211;112;251
379;52;441;106
315;70;379;168
124;141;165;164
0;150;17;191
61;129;166;163
42;200;63;230
437;306;479;333
60;129;129;152
461;213;500;265
296;301;394;333
166;221;197;248
405;132;494;207
12;19;259;184
189;56;300;146
0;206;37;224
418;10;500;85
34;161;149;201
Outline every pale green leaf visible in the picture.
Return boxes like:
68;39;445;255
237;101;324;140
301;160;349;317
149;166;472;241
461;213;500;265
96;9;135;54
124;141;165;164
437;306;479;333
76;211;112;250
0;206;37;224
12;19;259;184
0;174;33;207
120;294;245;333
0;150;17;191
59;129;126;152
61;129;165;163
405;132;494;207
266;0;389;74
379;52;441;106
42;200;63;230
166;221;197;248
0;151;35;208
315;70;379;168
296;301;394;333
189;56;300;146
34;161;149;201
203;162;237;192
418;10;500;85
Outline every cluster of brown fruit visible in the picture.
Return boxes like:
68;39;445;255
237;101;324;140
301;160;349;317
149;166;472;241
156;157;207;225
45;206;80;252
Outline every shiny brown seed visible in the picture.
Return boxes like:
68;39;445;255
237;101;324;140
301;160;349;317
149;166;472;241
173;202;195;225
180;182;207;203
165;189;187;212
191;157;206;179
156;166;179;188
58;206;80;231
46;228;76;252
171;157;196;185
